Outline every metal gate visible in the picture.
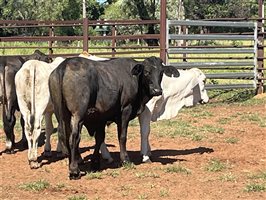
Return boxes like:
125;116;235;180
166;20;258;90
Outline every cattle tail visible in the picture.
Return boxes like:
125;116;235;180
29;64;36;134
2;66;7;120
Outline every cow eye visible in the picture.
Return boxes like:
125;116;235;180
144;70;150;76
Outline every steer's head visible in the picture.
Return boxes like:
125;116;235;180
25;50;52;63
132;56;163;98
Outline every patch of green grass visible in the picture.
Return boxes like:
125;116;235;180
164;164;191;175
240;113;266;127
247;171;266;180
205;158;227;172
191;134;205;141
135;172;160;179
225;137;239;144
129;118;139;127
208;89;256;104
122;162;136;170
68;195;87;200
120;185;132;197
219;172;237;182
80;127;94;141
86;172;103;180
55;183;65;190
244;183;266;192
159;188;169;197
190;110;214;118
200;124;225;134
19;180;50;192
217;117;232;125
137;194;148;200
106;169;120;178
153;119;200;139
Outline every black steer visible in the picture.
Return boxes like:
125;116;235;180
0;50;50;153
49;56;163;179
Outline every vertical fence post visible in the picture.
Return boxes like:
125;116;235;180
48;25;54;56
83;18;89;52
257;0;265;94
112;25;116;58
160;0;167;63
182;25;187;62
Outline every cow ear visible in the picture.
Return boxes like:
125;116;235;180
163;65;180;77
131;64;144;76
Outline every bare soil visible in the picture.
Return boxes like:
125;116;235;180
0;99;266;200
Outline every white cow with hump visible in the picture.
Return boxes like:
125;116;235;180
15;57;65;168
100;67;209;163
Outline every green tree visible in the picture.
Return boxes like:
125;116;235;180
0;0;105;36
183;0;258;19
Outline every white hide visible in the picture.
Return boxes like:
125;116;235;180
15;57;65;168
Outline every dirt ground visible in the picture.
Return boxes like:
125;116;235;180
0;97;266;200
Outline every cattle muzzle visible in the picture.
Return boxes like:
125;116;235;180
151;88;162;96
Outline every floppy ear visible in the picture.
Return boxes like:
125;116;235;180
163;65;180;77
131;64;144;76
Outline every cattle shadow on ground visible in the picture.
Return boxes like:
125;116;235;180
39;144;113;167
150;146;214;165
37;145;213;173
80;146;214;172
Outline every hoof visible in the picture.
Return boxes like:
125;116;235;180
78;156;84;165
121;160;133;167
142;155;152;163
30;161;41;169
43;150;52;157
69;172;81;180
5;148;15;154
91;160;100;172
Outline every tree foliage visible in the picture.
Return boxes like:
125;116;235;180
0;0;260;37
183;0;258;19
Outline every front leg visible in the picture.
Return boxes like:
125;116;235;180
138;107;152;163
117;106;132;164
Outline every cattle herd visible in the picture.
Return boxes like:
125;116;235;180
0;50;209;180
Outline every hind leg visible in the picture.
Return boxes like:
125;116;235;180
3;110;16;154
68;115;82;180
43;112;54;157
91;123;105;171
18;115;28;148
138;108;152;163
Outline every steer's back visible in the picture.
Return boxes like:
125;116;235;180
15;60;55;119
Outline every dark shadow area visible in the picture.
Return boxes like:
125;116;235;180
39;151;67;167
150;146;214;164
80;146;214;172
10;128;58;154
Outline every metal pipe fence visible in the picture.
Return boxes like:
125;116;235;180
166;19;263;91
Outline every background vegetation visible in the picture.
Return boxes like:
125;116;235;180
0;0;261;37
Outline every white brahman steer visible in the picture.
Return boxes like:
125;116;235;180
15;57;65;168
100;68;209;163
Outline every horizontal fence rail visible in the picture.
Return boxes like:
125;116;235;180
0;19;161;59
0;17;264;93
166;19;259;91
